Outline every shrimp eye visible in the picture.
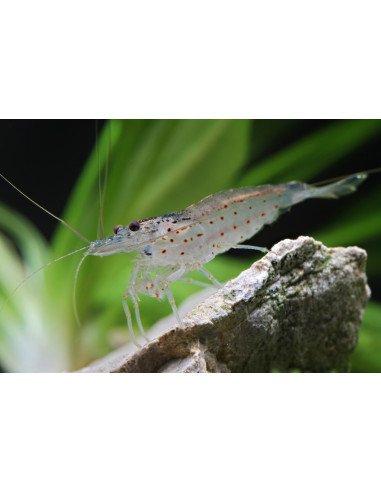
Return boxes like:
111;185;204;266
113;224;124;235
128;221;140;232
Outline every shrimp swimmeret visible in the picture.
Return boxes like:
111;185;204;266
0;172;369;347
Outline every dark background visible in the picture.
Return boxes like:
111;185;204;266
0;120;105;239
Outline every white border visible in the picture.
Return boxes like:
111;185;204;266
1;1;380;117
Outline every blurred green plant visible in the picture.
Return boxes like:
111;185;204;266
0;119;380;372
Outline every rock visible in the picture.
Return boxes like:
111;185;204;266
78;236;370;373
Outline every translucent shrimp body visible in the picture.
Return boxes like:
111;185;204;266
87;173;367;346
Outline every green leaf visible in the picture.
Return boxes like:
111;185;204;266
351;301;381;372
239;119;381;186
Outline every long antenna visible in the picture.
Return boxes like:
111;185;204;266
96;120;108;239
0;245;89;312
73;252;89;326
101;120;110;234
0;173;90;244
312;167;381;187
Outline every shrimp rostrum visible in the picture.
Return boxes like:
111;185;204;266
86;173;367;346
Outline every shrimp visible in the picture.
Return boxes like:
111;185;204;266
84;173;367;346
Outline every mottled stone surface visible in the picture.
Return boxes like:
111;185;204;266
78;236;370;373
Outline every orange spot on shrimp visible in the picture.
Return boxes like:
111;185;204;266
180;251;185;255
249;206;252;210
162;237;166;240
154;292;159;298
183;239;188;243
234;211;237;215
167;228;172;232
170;238;174;243
176;231;180;234
261;212;265;217
274;205;279;209
263;199;266;203
162;249;167;254
209;221;214;224
220;217;224;220
233;225;237;230
220;232;224;236
247;220;250;224
224;204;228;208
197;233;203;237
190;237;193;241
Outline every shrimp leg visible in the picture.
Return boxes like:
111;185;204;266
128;287;150;342
126;265;150;342
122;292;141;348
166;264;186;283
162;284;184;329
160;265;187;329
197;265;236;301
197;265;224;289
179;277;212;289
232;244;269;253
131;264;187;337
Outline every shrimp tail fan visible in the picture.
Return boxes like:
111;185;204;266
313;174;368;199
